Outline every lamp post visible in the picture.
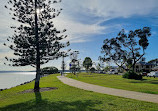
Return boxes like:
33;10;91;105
61;55;66;76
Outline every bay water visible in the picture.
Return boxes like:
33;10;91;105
0;71;36;89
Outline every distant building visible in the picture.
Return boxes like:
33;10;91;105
148;58;158;72
135;62;154;73
148;59;158;66
152;66;158;71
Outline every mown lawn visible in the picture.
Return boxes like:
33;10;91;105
67;73;158;94
0;74;158;111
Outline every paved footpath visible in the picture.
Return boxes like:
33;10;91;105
57;76;158;103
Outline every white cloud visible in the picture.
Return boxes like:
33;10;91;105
66;0;158;19
53;15;106;43
2;0;158;44
52;0;158;43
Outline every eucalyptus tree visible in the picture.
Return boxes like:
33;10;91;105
4;0;70;91
100;27;151;72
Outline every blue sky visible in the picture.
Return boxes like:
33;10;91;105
0;0;158;71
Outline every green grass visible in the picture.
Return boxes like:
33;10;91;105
0;74;158;111
67;73;158;94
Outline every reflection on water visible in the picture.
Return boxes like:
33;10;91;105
0;72;36;89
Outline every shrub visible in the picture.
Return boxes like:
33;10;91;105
123;70;142;80
41;67;58;74
90;67;96;73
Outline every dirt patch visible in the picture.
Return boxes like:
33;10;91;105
20;87;58;93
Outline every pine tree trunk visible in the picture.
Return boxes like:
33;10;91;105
34;67;40;91
34;0;40;91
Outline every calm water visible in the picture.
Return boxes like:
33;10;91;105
0;72;36;89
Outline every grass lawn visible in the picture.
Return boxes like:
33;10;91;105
0;74;158;111
67;73;158;94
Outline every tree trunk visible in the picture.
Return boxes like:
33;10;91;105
34;0;40;91
34;68;40;91
132;64;135;72
62;56;65;76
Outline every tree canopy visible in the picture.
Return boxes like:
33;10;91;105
83;57;92;72
100;27;151;72
41;66;58;74
4;0;69;67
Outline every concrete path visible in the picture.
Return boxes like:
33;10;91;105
57;76;158;103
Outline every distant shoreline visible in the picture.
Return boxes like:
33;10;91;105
0;70;86;73
0;71;35;73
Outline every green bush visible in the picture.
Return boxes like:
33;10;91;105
90;67;96;73
41;67;58;74
123;70;142;80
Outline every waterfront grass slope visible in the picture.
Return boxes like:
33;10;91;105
0;74;158;111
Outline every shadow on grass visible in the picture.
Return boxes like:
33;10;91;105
0;92;103;111
129;79;158;85
35;91;42;104
141;90;158;94
130;81;158;84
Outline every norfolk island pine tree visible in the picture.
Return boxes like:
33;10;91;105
4;0;70;91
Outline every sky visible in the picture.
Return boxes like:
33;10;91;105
0;0;158;71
